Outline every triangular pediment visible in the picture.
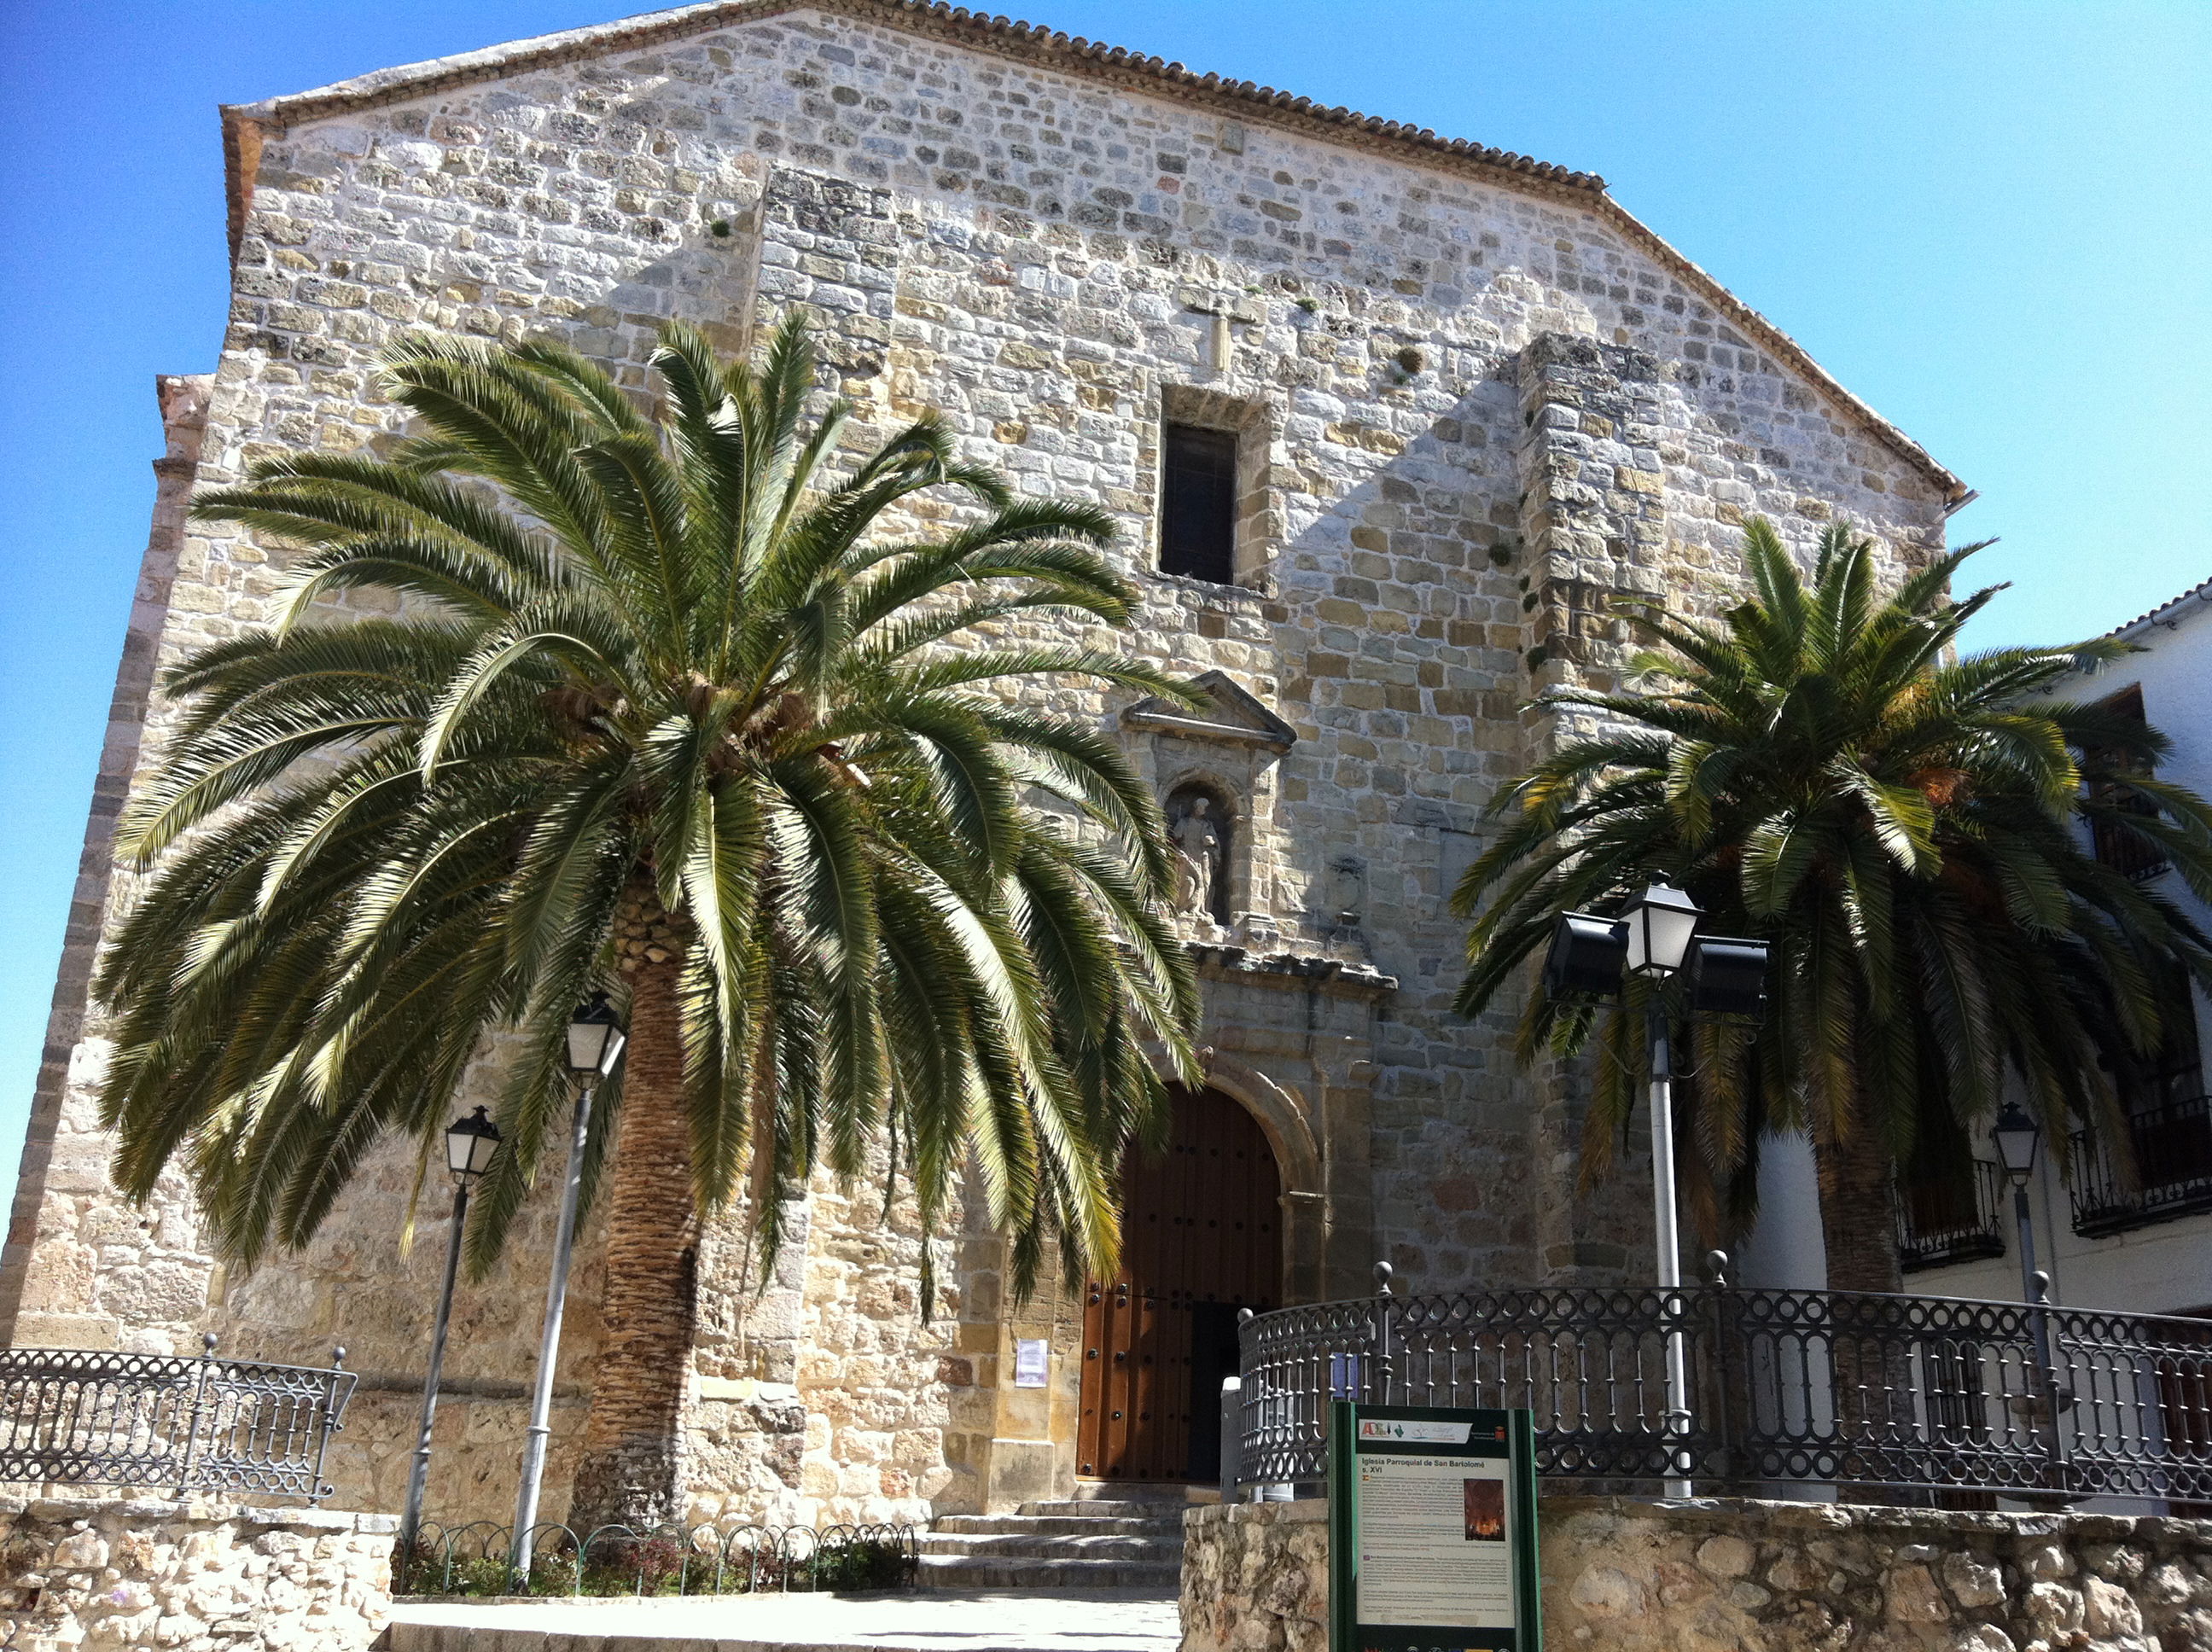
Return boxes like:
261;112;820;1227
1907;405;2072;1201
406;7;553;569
1121;670;1296;753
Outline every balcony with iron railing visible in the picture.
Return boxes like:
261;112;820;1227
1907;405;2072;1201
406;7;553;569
1226;1254;2212;1510
2071;1094;2212;1236
2090;787;2171;884
1897;1159;2007;1272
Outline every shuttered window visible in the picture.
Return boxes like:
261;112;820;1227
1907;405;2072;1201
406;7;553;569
2087;685;2168;881
1160;422;1237;585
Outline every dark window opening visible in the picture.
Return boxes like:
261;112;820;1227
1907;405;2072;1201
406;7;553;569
2072;955;2210;1236
2087;685;2169;881
2115;955;2205;1120
1161;422;1237;585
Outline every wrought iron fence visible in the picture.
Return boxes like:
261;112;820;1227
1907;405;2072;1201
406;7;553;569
1897;1160;2007;1272
0;1338;354;1503
397;1518;920;1597
1235;1259;2212;1508
2072;1096;2212;1236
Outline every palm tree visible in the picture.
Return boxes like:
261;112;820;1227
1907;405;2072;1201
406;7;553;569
1455;519;2212;1293
95;311;1200;1528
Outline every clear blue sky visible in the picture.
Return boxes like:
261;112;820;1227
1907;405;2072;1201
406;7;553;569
1;1;2207;1173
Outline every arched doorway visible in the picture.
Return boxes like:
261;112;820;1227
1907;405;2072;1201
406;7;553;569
1077;1085;1282;1482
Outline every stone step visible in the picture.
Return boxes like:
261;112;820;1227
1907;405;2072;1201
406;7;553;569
917;1533;1183;1562
385;1587;1184;1652
934;1512;1182;1537
913;1554;1185;1591
1019;1498;1192;1520
918;1482;1190;1593
1067;1480;1201;1502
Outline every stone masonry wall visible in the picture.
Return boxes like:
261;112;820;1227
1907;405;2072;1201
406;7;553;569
0;376;214;1353
1181;1496;2212;1652
3;0;1958;1528
0;1495;394;1652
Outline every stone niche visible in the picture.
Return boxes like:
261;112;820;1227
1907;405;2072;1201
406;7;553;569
1121;669;1298;937
1180;1496;2212;1652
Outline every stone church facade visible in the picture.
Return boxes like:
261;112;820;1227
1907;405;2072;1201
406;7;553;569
0;1;1963;1529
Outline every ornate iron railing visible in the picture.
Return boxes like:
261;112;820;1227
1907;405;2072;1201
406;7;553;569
2072;1096;2212;1236
0;1338;354;1503
397;1517;920;1597
1898;1159;2007;1272
1235;1259;2212;1508
2090;787;2171;883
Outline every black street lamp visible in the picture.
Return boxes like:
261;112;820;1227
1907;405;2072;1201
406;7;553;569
1542;881;1768;1499
564;992;626;1078
512;992;626;1585
1993;1098;2040;1180
1992;1099;2069;1478
1621;881;1703;980
398;1107;502;1568
1992;1101;2047;1303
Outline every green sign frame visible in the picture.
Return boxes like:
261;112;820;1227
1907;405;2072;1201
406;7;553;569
1326;1403;1542;1652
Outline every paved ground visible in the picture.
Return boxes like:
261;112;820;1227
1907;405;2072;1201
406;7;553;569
385;1586;1184;1652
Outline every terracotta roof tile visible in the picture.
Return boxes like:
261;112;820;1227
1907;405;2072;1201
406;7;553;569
2099;573;2212;641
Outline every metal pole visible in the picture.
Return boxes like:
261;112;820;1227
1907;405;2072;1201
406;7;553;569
2014;1184;2066;1487
1371;1259;1395;1405
1648;998;1693;1499
173;1332;217;1500
315;1346;346;1506
511;1078;594;1588
399;1178;470;1573
2013;1183;2059;1387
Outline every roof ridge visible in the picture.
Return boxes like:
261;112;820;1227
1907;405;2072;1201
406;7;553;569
217;0;1964;497
2100;574;2212;641
229;0;1603;190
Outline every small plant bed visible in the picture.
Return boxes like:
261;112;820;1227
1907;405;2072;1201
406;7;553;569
397;1520;919;1599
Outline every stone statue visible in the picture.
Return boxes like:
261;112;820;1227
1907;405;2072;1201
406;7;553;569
1171;794;1225;919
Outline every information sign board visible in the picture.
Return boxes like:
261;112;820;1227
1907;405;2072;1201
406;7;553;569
1327;1403;1541;1652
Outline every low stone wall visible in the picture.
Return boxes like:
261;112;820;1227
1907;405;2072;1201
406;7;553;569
1182;1496;2212;1652
0;1494;395;1652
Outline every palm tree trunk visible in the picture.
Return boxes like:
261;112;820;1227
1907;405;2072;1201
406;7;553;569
1813;1125;1902;1294
569;895;699;1533
1812;1124;1910;1504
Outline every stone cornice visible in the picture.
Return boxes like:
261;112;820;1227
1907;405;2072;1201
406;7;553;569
1188;942;1396;1000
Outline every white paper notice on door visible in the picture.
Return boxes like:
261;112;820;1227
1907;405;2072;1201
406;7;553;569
1354;1451;1515;1628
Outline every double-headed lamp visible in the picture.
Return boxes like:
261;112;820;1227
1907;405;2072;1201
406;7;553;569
445;1106;503;1180
1993;1101;2042;1189
566;992;627;1079
1623;882;1703;978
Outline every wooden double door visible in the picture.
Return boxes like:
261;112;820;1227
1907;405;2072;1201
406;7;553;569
1077;1086;1281;1481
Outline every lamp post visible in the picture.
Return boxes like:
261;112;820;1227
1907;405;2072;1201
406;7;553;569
1541;882;1767;1502
510;992;625;1587
1992;1099;2068;1484
398;1106;502;1573
1992;1101;2044;1308
1619;883;1703;1499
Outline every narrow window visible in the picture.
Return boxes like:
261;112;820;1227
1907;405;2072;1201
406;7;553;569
2087;685;2168;881
1160;422;1237;585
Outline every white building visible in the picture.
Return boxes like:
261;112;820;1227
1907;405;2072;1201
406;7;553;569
1903;575;2212;1320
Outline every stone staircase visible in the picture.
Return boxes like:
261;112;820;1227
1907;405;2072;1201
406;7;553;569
915;1483;1198;1591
